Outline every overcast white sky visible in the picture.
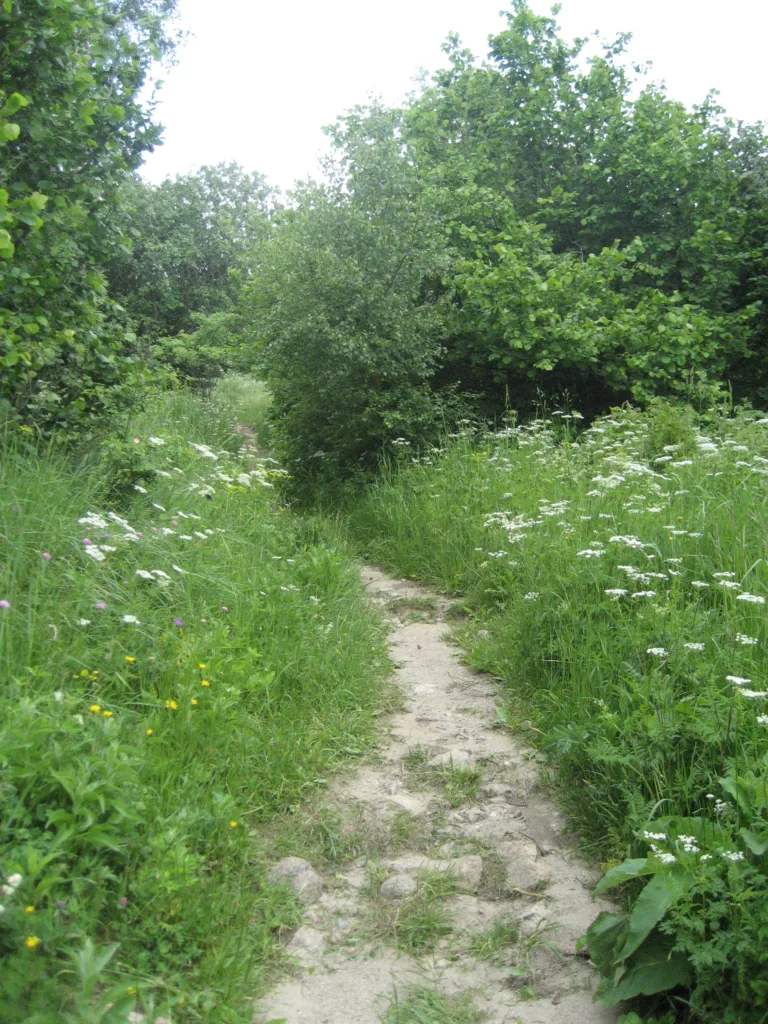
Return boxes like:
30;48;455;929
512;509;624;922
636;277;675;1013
141;0;768;191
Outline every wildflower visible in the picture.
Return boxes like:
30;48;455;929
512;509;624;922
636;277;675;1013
165;700;178;711
76;618;91;626
53;691;63;702
95;602;106;611
605;588;628;597
523;592;539;600
737;593;766;605
577;549;605;558
121;615;140;624
736;633;759;645
102;710;113;718
631;591;656;599
135;569;154;580
89;704;101;714
739;689;768;699
148;437;166;446
125;656;136;664
691;581;710;588
0;600;10;610
700;854;713;861
642;831;666;841
173;617;184;628
24;905;34;914
199;663;206;669
657;852;676;865
7;874;22;889
609;535;646;549
229;820;238;829
134;484;148;494
221;605;229;612
172;565;186;574
726;675;751;686
41;552;51;561
757;716;768;725
118;896;128;907
683;642;705;651
146;728;153;736
25;936;40;950
133;438;140;444
718;580;742;590
646;648;668;657
721;851;745;862
713;572;736;579
201;680;210;687
191;698;198;706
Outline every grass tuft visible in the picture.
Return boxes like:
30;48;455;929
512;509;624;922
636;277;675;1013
382;985;485;1024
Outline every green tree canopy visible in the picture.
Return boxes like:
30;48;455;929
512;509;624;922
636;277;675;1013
108;164;274;339
0;0;179;431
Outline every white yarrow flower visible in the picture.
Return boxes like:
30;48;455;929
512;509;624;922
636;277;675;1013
647;647;668;656
121;614;140;625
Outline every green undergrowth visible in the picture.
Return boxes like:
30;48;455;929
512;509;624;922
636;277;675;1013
349;401;768;1021
0;379;389;1022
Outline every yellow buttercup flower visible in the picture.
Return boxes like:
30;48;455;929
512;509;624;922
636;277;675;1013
198;663;206;669
165;700;178;711
125;656;136;664
25;936;40;950
24;906;35;914
191;698;198;706
102;710;113;718
229;820;238;829
201;680;210;687
146;728;153;736
89;704;101;714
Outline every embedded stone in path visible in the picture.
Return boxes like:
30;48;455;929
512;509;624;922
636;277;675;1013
379;874;418;901
267;857;323;905
287;925;326;957
427;748;477;768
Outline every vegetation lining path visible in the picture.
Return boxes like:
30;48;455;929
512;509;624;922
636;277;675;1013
255;567;616;1024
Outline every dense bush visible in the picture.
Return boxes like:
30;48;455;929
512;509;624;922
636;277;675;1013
244;108;453;497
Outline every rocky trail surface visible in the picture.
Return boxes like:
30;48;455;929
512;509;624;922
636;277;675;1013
254;567;617;1024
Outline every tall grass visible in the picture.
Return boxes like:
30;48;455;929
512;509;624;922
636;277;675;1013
350;401;768;1021
0;379;388;1022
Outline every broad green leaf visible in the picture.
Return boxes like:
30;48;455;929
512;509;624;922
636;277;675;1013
593;858;654;896
610;936;692;1004
739;827;768;856
585;911;628;971
619;872;689;960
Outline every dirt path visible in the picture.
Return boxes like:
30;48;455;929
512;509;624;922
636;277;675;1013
254;567;617;1024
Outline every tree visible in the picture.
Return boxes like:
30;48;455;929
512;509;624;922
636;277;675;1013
107;164;274;339
0;0;179;432
244;107;452;494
